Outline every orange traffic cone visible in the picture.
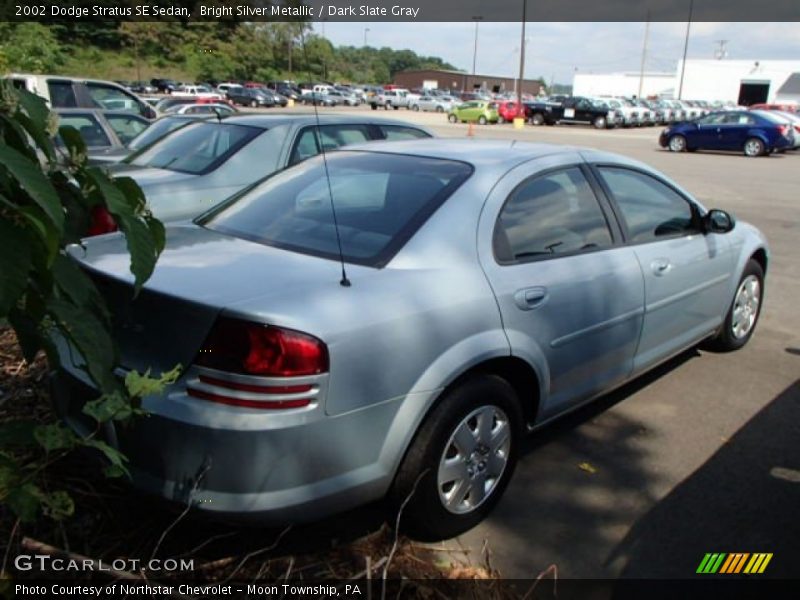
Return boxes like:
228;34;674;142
467;121;474;137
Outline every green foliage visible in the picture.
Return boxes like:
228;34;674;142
0;23;65;73
0;367;181;521
3;22;458;85
0;83;173;523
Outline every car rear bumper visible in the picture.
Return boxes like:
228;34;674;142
50;369;410;523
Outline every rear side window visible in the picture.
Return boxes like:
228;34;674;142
127;122;261;174
289;125;372;165
379;125;431;141
56;113;111;147
598;167;698;243
86;83;137;112
48;80;77;108
494;167;613;263
128;118;193;151
202;152;473;267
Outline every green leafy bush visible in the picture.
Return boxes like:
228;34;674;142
0;83;172;521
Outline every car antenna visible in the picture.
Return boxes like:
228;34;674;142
300;29;351;287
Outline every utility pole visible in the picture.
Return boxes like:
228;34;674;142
714;39;729;59
638;11;650;98
471;17;483;78
677;0;694;100
517;0;527;107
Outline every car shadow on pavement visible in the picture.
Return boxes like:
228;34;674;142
607;378;800;578
452;349;702;579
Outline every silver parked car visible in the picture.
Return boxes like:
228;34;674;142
412;95;457;113
108;114;433;223
54;140;768;540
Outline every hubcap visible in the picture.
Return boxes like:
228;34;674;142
437;405;511;515
731;275;760;339
745;140;761;156
670;136;685;152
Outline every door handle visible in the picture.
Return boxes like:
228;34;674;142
514;286;548;310
651;259;672;276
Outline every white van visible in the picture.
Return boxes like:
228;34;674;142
5;73;157;119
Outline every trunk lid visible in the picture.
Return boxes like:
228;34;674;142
71;224;344;374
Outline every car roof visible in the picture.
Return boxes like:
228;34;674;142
341;139;587;168
216;113;433;131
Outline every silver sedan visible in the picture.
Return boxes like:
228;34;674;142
54;140;768;540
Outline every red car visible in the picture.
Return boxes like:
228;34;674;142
749;103;797;113
496;101;527;123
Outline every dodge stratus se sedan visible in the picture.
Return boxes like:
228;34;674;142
54;140;768;540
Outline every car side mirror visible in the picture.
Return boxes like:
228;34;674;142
704;208;735;234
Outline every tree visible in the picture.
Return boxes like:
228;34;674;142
0;23;64;73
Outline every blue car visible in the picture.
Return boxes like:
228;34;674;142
659;110;794;157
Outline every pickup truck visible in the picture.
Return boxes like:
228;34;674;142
524;96;621;129
370;88;420;110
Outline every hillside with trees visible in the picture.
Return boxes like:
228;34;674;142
0;21;458;84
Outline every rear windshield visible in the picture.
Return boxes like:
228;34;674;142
128;117;199;151
126;122;261;174
200;152;473;267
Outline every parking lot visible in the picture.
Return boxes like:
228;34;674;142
277;104;800;578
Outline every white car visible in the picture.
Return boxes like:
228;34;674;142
412;95;457;113
172;85;224;101
600;97;639;127
163;103;237;116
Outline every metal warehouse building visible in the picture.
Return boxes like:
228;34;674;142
394;69;544;95
573;59;800;105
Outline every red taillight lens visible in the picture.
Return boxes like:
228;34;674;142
777;124;790;137
195;318;328;377
87;206;118;236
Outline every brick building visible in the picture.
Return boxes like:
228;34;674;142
393;69;544;95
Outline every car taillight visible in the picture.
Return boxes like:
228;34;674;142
777;124;791;137
194;317;328;377
87;206;118;236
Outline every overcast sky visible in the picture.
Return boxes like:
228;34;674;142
313;22;800;84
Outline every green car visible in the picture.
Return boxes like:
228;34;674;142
447;101;499;125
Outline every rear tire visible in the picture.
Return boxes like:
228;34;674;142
448;114;457;123
706;259;764;352
593;116;607;129
744;137;766;157
388;375;522;541
530;113;545;126
478;116;487;125
436;106;444;113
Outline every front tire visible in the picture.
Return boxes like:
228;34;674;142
448;114;457;123
478;115;487;125
388;375;522;541
530;113;545;126
707;259;764;352
593;116;607;129
668;134;687;152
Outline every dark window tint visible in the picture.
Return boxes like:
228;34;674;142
105;114;149;145
202;152;472;267
379;125;431;141
56;113;111;147
128;122;261;174
598;167;698;243
86;83;138;112
128;117;196;151
289;125;371;166
48;80;77;108
494;167;613;262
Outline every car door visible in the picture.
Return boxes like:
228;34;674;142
594;165;735;374
574;98;594;123
692;112;728;148
478;155;645;418
717;112;754;150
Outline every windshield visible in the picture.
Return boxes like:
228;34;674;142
127;122;261;174
200;152;473;267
